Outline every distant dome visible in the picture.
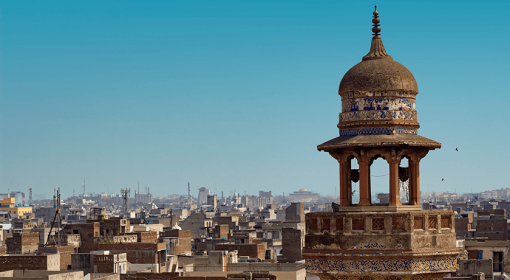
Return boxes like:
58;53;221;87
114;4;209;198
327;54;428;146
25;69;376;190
299;188;308;192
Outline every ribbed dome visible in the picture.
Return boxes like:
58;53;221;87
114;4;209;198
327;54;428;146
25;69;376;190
338;36;418;94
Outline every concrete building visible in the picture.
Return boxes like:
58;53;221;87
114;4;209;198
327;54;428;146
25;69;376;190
464;238;509;275
288;189;319;203
207;195;218;210
259;191;272;198
160;229;192;256
180;213;213;239
96;242;167;273
214;243;266;260
198;188;210;205
285;202;304;223
0;198;32;216
71;251;127;274
134;191;153;205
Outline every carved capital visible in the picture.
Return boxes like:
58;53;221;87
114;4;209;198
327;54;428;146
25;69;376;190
409;149;429;163
329;151;349;163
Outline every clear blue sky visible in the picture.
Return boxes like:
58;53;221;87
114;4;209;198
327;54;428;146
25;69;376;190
0;0;509;199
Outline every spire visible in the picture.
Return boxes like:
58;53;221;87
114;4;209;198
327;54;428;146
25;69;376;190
372;6;381;36
362;6;392;61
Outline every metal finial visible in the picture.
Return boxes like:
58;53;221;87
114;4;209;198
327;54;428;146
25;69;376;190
372;6;381;36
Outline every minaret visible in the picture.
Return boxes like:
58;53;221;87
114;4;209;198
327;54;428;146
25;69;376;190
303;7;459;280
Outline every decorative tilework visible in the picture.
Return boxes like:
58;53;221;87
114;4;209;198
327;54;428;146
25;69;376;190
361;242;386;249
305;257;457;273
342;97;415;113
339;127;418;136
339;110;417;122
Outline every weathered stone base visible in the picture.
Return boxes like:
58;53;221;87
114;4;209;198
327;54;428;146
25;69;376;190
313;273;448;280
305;256;457;278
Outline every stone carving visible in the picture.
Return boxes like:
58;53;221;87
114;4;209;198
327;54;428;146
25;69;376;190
340;90;416;100
339;127;418;137
305;257;457;273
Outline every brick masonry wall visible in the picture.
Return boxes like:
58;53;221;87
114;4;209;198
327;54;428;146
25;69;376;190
97;243;163;264
162;230;191;238
120;272;180;280
214;243;266;259
59;245;76;270
63;222;100;253
0;255;50;271
6;232;39;254
282;228;302;262
136;232;158;243
94;255;115;273
475;220;508;240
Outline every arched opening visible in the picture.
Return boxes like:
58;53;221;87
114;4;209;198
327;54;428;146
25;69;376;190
399;157;410;204
369;156;389;205
350;158;360;205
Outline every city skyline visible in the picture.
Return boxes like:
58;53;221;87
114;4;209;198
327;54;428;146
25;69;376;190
1;0;509;197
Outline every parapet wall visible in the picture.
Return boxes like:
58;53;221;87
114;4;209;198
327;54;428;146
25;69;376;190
305;210;456;253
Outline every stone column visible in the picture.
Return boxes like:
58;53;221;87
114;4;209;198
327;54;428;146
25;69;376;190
358;159;371;206
339;160;351;206
388;160;402;206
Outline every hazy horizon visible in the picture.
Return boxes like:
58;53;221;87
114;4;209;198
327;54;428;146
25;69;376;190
1;0;509;198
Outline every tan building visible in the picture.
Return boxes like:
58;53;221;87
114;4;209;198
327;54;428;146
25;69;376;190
0;198;32;216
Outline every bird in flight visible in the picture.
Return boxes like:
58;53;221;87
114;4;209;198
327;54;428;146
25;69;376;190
456;148;458;151
442;178;444;181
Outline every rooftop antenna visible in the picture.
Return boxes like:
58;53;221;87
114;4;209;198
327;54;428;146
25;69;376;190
29;188;33;206
121;187;131;217
83;179;86;195
57;188;61;247
188;182;191;209
45;189;61;247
